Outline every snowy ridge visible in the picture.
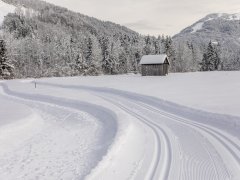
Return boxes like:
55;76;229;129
191;22;204;33
190;12;240;33
219;13;240;21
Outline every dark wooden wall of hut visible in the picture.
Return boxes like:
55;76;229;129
141;64;169;76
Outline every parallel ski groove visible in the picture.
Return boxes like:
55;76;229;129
138;101;240;165
99;95;172;180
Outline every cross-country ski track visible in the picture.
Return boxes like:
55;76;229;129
0;79;240;180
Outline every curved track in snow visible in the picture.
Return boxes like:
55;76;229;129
37;82;240;180
0;83;118;179
100;95;172;180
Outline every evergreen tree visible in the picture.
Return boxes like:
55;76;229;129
118;51;128;74
0;39;14;79
70;53;86;75
214;43;221;70
200;53;208;71
143;35;153;55
153;37;160;54
165;36;177;72
160;35;166;53
201;41;221;71
206;41;215;71
100;37;113;74
85;37;93;64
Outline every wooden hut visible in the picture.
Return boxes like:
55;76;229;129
140;54;170;76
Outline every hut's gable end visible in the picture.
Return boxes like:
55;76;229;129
164;58;170;65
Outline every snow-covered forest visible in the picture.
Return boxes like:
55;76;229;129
0;0;178;79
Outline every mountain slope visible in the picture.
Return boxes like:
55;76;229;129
0;0;174;78
1;0;138;37
173;13;240;70
0;0;143;78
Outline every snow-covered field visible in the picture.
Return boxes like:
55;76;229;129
0;71;240;180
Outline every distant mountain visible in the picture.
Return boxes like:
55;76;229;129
173;13;240;70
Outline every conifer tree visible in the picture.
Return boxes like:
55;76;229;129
143;35;153;55
100;37;113;74
201;41;221;71
0;39;14;79
165;36;177;72
85;37;93;64
206;41;216;71
200;53;208;71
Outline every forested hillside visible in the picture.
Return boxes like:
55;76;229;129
173;13;240;71
0;0;175;78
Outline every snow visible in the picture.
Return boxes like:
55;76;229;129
211;41;219;45
217;13;224;18
0;0;16;24
0;83;119;179
191;22;204;33
39;71;240;117
206;17;214;21
226;13;240;20
217;12;240;21
140;54;168;65
0;71;240;180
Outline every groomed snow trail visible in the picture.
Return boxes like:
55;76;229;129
1;79;240;180
0;83;118;179
38;82;240;180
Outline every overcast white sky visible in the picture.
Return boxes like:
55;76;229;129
45;0;240;36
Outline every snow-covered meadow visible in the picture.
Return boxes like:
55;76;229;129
0;71;240;180
40;71;240;116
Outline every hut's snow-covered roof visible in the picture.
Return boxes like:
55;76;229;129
140;54;169;65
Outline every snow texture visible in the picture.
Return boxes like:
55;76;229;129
0;71;240;180
219;13;240;21
191;22;204;33
140;54;168;65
